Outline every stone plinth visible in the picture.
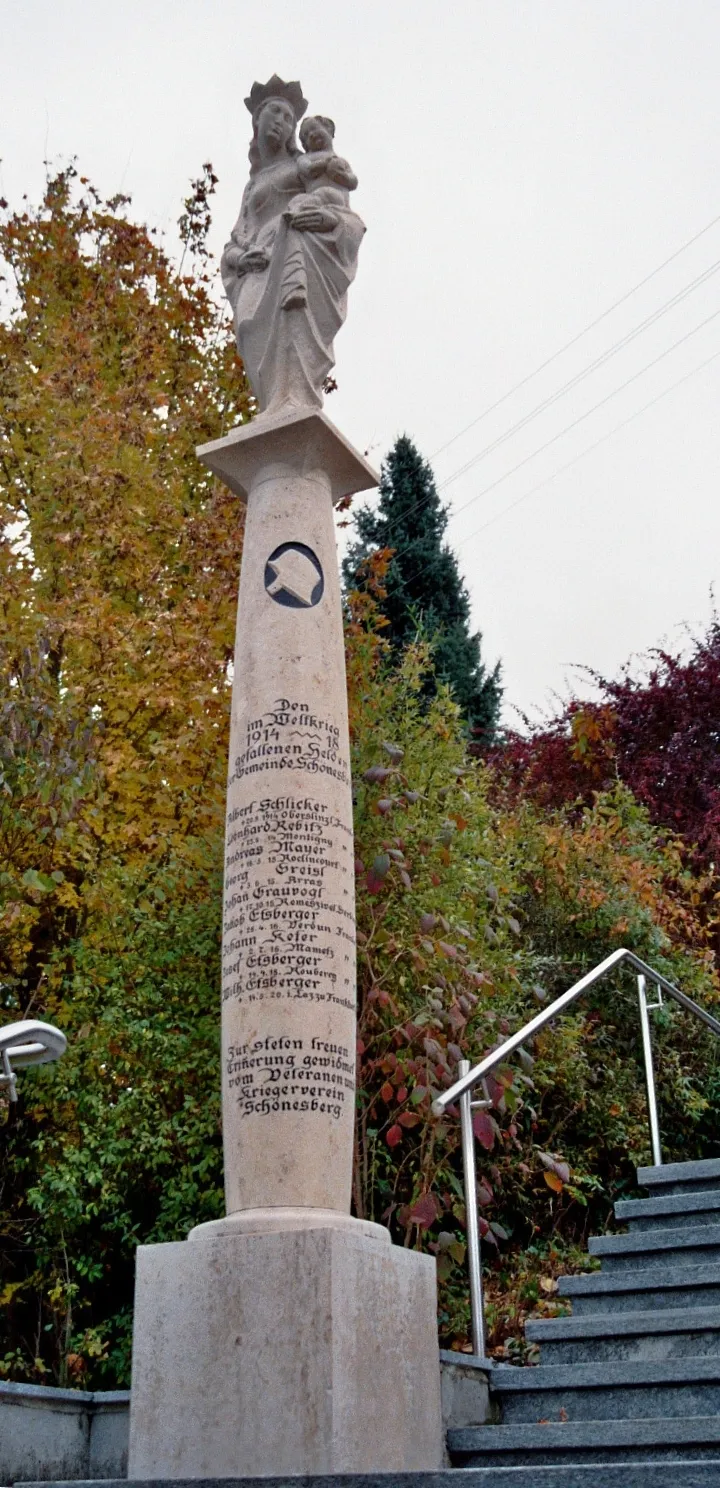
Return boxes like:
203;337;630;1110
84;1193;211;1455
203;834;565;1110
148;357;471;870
127;1225;444;1478
196;410;376;1220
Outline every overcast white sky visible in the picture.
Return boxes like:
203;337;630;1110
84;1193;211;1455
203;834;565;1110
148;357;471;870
2;0;720;724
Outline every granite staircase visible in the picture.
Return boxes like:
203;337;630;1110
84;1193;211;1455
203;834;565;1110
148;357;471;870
446;1156;720;1484
18;1158;720;1488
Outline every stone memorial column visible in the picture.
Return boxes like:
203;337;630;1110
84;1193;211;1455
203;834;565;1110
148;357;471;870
127;75;444;1482
193;412;375;1228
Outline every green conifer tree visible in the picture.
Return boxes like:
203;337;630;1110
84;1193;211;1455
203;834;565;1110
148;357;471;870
343;435;502;741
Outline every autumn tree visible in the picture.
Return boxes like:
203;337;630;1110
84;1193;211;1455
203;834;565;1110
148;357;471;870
494;618;720;879
0;165;251;1384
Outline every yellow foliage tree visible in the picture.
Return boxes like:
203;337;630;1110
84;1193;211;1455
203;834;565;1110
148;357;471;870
0;166;252;1002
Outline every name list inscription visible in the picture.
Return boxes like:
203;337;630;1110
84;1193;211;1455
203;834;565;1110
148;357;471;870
223;697;355;1020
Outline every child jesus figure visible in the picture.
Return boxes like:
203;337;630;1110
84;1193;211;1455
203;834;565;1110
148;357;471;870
281;115;359;310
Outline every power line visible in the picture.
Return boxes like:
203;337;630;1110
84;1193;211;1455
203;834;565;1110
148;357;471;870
383;303;720;581
346;208;720;598
456;344;720;547
355;344;720;617
438;255;720;494
447;302;720;527
362;253;720;552
430;206;720;462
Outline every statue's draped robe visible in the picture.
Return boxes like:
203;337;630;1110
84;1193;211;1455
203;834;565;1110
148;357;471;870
222;158;365;415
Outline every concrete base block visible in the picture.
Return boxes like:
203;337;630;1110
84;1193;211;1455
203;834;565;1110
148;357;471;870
128;1224;443;1479
438;1350;494;1430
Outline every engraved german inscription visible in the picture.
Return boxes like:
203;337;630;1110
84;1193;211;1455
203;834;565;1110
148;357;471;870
226;1033;355;1120
222;697;355;1037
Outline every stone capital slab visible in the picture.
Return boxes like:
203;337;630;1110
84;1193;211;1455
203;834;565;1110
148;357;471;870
196;408;378;505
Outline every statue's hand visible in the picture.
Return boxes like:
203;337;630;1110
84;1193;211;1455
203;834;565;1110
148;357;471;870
222;243;245;274
298;152;333;181
327;156;358;191
223;242;270;276
239;246;271;273
287;204;338;234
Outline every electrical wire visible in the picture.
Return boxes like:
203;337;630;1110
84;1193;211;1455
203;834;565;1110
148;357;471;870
380;304;720;583
456;343;720;547
355;343;720;621
430;206;720;462
369;255;720;550
438;254;720;494
344;208;720;601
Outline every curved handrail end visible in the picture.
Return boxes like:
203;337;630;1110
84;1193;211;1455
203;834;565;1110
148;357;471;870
434;947;720;1114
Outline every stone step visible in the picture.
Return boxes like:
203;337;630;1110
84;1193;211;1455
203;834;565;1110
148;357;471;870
525;1305;720;1364
448;1413;720;1467
491;1356;720;1422
588;1222;720;1272
447;1472;720;1487
450;1471;720;1487
15;1473;720;1488
453;1469;720;1488
558;1262;720;1315
616;1189;720;1231
638;1158;720;1196
449;1466;720;1487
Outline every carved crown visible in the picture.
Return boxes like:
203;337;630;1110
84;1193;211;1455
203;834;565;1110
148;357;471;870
244;75;308;122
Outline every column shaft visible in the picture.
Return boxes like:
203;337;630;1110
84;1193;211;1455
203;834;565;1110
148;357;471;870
222;455;356;1215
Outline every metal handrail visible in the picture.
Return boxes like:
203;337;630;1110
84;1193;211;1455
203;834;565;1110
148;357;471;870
0;1020;67;1103
431;946;720;1356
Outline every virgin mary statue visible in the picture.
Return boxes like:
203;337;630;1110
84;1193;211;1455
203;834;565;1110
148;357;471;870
221;76;366;419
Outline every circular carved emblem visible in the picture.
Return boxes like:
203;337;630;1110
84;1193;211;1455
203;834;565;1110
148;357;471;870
264;542;324;608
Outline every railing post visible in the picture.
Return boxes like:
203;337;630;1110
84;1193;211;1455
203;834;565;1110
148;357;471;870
458;1057;486;1358
0;1049;16;1102
637;974;662;1167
